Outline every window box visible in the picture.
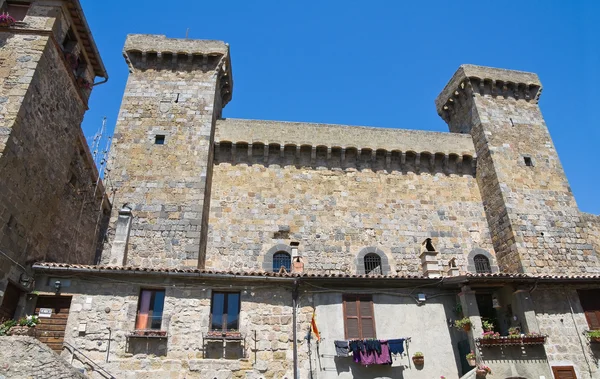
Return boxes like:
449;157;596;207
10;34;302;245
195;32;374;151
522;335;546;344
128;330;167;338
477;335;546;346
205;331;243;341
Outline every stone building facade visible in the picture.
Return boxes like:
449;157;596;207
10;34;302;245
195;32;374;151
0;3;599;378
0;0;109;321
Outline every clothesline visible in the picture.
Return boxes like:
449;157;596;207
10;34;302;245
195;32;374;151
332;337;411;366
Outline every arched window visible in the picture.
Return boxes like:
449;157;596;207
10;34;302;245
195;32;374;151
474;254;492;273
272;252;291;273
364;253;382;275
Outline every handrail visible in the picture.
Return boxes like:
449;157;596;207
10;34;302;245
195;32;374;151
62;341;116;379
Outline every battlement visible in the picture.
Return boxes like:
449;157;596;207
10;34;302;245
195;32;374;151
214;118;476;175
123;34;233;106
435;64;542;125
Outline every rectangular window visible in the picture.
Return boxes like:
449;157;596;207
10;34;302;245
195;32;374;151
524;156;533;167
155;135;165;145
5;2;29;21
135;289;165;330
343;295;375;339
210;292;240;332
578;289;600;330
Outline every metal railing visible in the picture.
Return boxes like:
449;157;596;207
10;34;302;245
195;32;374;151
62;341;116;379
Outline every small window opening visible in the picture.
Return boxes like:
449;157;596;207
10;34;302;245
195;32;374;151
272;252;291;273
364;253;382;275
474;254;492;274
155;135;165;145
524;156;533;167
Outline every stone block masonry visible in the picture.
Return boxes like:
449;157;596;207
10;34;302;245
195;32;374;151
0;1;109;291
103;34;232;269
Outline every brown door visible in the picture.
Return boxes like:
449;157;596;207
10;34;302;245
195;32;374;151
34;296;72;353
552;366;577;379
0;282;22;321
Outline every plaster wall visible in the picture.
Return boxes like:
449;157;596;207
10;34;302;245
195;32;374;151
313;292;463;379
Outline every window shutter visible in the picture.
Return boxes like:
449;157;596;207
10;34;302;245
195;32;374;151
344;296;360;340
585;311;600;330
578;290;600;330
359;296;376;339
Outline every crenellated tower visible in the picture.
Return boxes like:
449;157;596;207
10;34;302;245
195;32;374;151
436;65;598;274
103;35;233;268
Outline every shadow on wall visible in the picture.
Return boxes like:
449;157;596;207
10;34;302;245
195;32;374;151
214;142;476;177
333;356;406;378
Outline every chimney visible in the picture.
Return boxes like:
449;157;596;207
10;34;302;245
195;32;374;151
420;238;441;278
447;257;460;277
290;242;304;273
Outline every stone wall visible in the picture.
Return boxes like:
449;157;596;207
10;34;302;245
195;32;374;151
101;34;232;269
533;287;598;379
206;152;494;275
582;213;600;256
0;336;85;378
34;274;312;379
436;65;600;274
0;2;107;290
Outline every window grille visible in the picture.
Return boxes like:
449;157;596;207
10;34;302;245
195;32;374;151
272;252;291;272
474;254;492;273
364;253;382;275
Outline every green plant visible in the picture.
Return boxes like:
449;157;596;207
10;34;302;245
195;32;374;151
466;350;476;359
0;320;17;336
481;331;500;339
508;326;520;335
482;320;495;332
587;330;600;338
413;351;423;357
478;364;492;373
17;315;39;327
455;317;472;330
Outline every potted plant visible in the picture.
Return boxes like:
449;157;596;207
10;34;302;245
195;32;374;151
475;364;492;378
588;330;600;343
521;331;544;344
412;351;424;365
466;350;477;366
455;317;472;332
0;14;16;27
479;331;500;346
482;320;495;332
9;315;39;336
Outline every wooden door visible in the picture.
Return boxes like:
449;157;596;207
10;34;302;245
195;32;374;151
552;366;577;379
0;282;22;321
34;296;72;353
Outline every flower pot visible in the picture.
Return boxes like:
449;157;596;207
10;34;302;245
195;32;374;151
475;369;488;379
462;324;471;332
590;336;600;343
9;325;34;336
412;356;424;365
467;358;477;366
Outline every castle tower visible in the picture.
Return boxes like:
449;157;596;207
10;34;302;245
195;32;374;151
103;35;233;268
436;65;597;274
0;0;108;312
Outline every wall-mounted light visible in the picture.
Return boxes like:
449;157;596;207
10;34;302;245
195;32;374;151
417;293;426;303
54;280;61;294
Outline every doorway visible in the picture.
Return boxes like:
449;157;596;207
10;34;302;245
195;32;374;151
34;295;72;353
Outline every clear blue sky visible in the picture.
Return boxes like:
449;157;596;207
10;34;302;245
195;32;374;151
80;0;599;214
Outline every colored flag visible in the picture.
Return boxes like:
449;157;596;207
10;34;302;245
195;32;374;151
311;311;320;341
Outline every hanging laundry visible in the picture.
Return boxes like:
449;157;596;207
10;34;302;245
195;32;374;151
349;340;364;363
334;340;349;357
375;341;392;365
388;338;405;355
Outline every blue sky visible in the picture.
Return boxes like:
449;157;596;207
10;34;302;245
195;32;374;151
80;0;599;214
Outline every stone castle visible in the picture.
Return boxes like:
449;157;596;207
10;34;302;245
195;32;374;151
1;1;600;378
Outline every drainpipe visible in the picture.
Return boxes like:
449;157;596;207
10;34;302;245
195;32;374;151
292;280;299;379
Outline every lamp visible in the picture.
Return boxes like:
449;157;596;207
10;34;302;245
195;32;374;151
54;280;61;294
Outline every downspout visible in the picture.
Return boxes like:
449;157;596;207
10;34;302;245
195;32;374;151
93;76;108;87
292;280;299;379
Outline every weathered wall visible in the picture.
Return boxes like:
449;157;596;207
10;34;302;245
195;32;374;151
437;65;600;274
0;3;107;292
313;291;464;379
101;35;232;269
582;213;600;257
533;287;598;379
34;274;312;379
206;144;494;275
0;336;85;378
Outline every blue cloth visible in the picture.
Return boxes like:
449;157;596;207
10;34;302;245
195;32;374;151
388;338;405;355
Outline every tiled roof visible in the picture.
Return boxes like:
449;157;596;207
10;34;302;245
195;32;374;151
463;272;600;280
32;262;428;280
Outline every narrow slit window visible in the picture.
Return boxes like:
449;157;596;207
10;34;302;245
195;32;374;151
155;135;165;145
524;156;533;167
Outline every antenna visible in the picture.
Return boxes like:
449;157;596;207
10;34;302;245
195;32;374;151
185;28;190;39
